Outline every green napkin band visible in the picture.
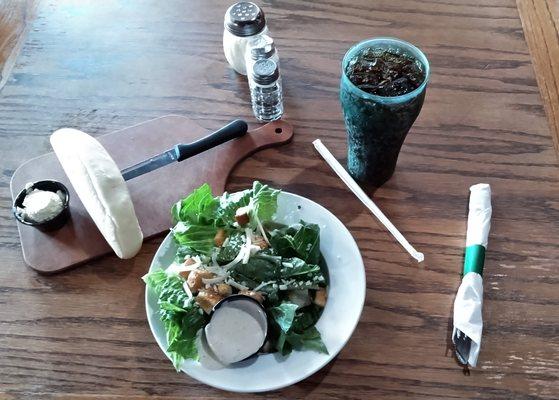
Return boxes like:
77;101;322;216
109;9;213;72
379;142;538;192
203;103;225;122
463;244;485;276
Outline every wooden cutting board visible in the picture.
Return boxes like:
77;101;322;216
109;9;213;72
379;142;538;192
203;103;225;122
10;115;293;274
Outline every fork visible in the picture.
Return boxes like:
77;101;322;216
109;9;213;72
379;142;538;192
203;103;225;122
453;328;471;365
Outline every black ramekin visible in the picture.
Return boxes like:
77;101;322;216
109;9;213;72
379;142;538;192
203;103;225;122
13;180;70;231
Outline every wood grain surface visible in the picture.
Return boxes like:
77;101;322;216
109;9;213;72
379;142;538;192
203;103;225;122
0;0;36;90
517;0;559;155
1;0;558;399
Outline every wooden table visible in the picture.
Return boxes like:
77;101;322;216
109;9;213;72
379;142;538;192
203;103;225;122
1;0;558;399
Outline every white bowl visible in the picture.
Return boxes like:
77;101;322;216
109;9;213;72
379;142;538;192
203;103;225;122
145;192;366;392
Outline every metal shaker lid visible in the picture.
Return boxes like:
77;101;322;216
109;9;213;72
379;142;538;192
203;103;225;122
224;2;266;37
249;35;276;60
250;59;279;85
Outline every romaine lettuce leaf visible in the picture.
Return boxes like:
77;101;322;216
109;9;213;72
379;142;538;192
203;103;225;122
216;189;251;225
171;183;218;225
285;326;328;354
216;231;245;263
260;284;280;307
270;303;327;355
143;269;208;371
171;181;280;230
214;181;279;226
171;221;217;255
142;269;168;293
251;181;280;222
270;302;298;332
174;244;200;262
229;254;281;285
168;336;198;368
270;221;320;265
164;304;206;369
280;257;321;279
291;304;322;332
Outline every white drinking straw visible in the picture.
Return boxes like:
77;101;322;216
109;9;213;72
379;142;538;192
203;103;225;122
313;139;424;263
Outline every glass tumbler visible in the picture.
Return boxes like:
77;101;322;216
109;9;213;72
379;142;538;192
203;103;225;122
340;37;430;187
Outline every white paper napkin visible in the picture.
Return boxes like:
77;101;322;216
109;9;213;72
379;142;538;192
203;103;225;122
452;183;492;367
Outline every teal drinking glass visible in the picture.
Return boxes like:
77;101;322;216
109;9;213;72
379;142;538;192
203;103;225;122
340;37;430;187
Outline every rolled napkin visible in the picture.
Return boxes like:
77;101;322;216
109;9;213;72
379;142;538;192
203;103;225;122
452;183;492;367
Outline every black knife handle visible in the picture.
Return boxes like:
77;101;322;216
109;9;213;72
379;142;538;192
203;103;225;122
173;119;248;162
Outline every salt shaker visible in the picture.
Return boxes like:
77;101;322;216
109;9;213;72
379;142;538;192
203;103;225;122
223;2;269;75
248;59;283;122
244;34;279;79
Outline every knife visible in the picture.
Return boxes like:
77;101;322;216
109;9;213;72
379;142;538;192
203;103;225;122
121;119;248;181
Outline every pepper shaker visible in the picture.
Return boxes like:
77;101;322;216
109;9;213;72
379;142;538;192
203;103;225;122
248;59;283;122
244;34;279;79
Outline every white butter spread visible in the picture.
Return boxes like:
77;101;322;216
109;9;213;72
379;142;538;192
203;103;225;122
204;298;267;365
21;188;64;223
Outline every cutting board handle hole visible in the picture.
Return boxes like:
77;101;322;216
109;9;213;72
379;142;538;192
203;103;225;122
275;128;283;134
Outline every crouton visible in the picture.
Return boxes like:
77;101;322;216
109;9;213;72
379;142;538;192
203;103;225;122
187;270;215;294
178;258;197;279
196;289;224;314
252;235;268;249
184;257;196;266
216;283;232;297
313;287;327;307
239;289;264;304
235;206;250;225
214;228;227;247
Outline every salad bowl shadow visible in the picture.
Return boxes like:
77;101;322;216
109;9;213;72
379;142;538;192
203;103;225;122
145;191;366;392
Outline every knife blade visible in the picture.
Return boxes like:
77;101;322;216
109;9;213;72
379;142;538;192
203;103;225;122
120;119;248;181
121;150;177;181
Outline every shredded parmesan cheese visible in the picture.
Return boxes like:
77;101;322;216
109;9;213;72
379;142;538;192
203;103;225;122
202;275;226;285
205;265;226;275
167;261;199;275
242;228;252;264
215;230;252;270
226;278;249;291
210;249;219;266
253;212;271;245
183;281;193;298
249;244;261;256
221;246;246;269
253;280;275;291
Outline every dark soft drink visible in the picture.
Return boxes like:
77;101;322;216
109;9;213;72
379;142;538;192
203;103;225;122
340;38;429;187
346;48;425;97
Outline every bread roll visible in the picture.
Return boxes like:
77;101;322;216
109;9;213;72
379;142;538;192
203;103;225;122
50;128;143;259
